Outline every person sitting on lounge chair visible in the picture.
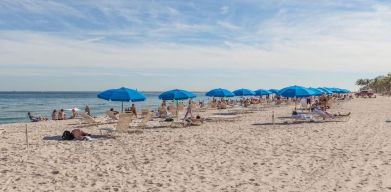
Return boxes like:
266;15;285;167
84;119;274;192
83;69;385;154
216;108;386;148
28;112;47;122
313;106;351;119
110;108;119;115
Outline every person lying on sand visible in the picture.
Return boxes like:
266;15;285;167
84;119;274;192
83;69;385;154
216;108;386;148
27;112;47;122
62;129;91;140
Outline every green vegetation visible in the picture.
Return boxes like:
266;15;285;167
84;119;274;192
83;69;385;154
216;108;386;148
356;73;391;94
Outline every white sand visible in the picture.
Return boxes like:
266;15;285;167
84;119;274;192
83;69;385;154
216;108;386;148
1;97;391;191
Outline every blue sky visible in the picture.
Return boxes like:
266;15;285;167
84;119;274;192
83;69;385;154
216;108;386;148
1;0;390;91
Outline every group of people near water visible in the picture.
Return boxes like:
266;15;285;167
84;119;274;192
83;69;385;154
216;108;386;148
28;105;91;122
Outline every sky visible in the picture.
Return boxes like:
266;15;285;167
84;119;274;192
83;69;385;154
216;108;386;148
1;0;390;91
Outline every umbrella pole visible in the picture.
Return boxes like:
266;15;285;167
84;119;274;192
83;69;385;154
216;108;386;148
176;100;179;121
122;102;124;113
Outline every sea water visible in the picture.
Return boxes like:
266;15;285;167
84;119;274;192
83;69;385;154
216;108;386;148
0;92;208;124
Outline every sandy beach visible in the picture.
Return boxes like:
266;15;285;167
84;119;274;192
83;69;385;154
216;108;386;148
1;97;391;191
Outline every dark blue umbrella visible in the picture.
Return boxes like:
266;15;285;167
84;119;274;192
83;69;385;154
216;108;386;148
233;88;255;96
255;89;272;96
98;87;146;112
158;89;196;101
205;88;235;97
269;89;280;95
278;85;315;98
308;88;324;96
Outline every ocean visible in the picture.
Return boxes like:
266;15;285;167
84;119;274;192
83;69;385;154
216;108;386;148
0;91;207;125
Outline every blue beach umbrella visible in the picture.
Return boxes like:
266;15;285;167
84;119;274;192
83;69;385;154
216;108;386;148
158;89;196;101
278;85;315;98
233;88;256;97
269;89;280;95
308;88;324;96
97;87;146;112
328;87;343;94
318;87;333;95
205;88;235;97
254;89;272;96
159;89;196;120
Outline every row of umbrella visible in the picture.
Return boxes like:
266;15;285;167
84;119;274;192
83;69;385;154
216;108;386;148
96;86;351;111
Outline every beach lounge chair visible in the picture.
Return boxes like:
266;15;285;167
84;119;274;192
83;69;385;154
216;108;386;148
205;114;241;122
105;111;118;122
131;112;152;129
141;108;150;117
311;109;350;122
100;113;133;135
80;113;103;126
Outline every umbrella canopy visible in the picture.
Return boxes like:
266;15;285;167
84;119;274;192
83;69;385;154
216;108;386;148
269;89;280;95
98;87;146;102
308;88;324;96
97;87;146;112
328;87;344;94
233;88;255;96
158;89;196;100
278;85;315;98
318;87;333;95
255;89;272;96
205;88;235;97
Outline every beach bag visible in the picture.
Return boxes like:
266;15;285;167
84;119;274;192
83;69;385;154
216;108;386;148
62;131;74;140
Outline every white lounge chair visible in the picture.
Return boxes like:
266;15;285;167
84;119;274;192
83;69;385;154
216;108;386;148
105;111;118;122
80;113;103;126
100;113;133;135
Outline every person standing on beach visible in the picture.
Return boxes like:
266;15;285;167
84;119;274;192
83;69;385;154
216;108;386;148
184;100;193;119
130;104;137;117
85;105;91;116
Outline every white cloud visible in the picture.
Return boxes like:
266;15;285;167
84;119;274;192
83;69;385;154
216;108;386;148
220;6;229;14
217;21;240;30
0;29;390;75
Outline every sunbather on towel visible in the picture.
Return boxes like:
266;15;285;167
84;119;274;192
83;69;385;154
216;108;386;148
62;129;91;140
